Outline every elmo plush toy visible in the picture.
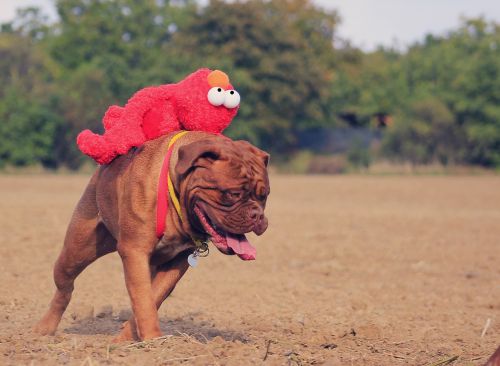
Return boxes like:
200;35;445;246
77;68;240;164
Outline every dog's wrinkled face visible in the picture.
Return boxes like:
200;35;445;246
176;139;270;260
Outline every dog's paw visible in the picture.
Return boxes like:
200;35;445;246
32;312;62;336
111;321;138;343
111;332;134;343
32;321;57;336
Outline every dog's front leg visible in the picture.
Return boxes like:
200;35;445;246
118;246;161;340
114;251;191;342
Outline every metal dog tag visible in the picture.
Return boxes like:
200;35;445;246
187;253;198;267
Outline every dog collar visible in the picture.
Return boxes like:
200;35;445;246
156;130;189;238
156;131;208;254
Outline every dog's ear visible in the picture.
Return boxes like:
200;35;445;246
175;140;223;177
261;151;270;167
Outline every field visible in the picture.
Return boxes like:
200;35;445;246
0;174;499;365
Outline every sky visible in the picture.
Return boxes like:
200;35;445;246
0;0;499;51
317;0;500;50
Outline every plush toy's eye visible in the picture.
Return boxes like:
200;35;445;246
207;87;226;106
223;90;240;109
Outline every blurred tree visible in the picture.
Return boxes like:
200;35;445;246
168;0;339;153
382;99;464;165
0;87;62;167
384;18;500;166
52;0;195;72
0;33;58;98
450;20;500;166
46;0;197;166
358;50;407;118
0;32;62;168
50;61;118;168
329;45;365;126
0;1;499;170
0;7;51;40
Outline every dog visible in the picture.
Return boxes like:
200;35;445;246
486;346;500;366
33;131;270;341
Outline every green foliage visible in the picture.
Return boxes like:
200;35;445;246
51;0;195;71
332;18;500;167
381;18;500;167
0;1;498;169
382;99;463;165
331;47;408;127
168;0;339;153
0;87;61;167
0;32;62;168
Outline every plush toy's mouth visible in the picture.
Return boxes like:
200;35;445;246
193;205;256;260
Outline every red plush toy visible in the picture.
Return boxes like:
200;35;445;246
77;68;240;164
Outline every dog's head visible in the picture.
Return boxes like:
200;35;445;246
175;138;270;260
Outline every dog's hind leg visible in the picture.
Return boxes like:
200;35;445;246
112;251;190;342
33;173;117;336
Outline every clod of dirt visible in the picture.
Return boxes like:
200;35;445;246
70;305;94;321
96;305;113;318
465;271;479;279
341;328;357;338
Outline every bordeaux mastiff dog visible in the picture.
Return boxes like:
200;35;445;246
33;131;270;341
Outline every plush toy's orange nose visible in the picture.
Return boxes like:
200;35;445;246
207;70;230;88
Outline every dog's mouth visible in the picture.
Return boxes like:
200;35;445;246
193;205;256;261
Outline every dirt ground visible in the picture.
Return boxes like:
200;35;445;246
0;174;499;365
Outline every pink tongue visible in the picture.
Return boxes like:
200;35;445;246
226;233;256;260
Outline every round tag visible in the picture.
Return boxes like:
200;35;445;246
187;253;198;267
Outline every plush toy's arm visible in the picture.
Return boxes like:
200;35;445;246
123;85;174;117
97;85;171;155
122;84;180;138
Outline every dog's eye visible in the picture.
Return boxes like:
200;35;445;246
222;190;243;203
230;191;242;200
256;186;268;201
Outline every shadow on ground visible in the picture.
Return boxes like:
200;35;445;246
64;310;248;343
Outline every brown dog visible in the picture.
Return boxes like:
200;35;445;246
33;132;270;341
486;346;500;366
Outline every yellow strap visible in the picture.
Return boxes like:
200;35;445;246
168;130;189;148
167;131;189;221
166;131;207;250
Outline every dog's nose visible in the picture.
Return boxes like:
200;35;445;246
249;206;264;222
248;206;267;235
253;216;268;236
